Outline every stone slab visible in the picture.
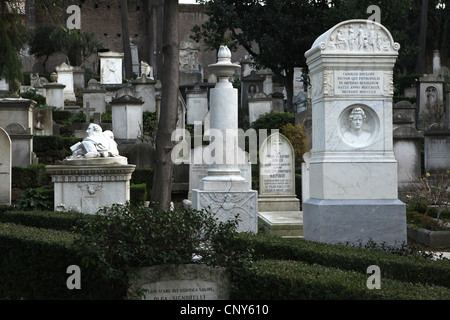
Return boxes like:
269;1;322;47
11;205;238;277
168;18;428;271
302;198;407;247
127;264;230;300
258;211;303;237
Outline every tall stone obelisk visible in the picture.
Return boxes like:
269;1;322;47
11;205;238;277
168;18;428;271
303;20;407;247
192;46;258;233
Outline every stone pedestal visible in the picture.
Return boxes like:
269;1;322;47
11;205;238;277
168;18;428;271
131;75;157;113
56;62;76;102
44;83;66;109
83;80;106;114
110;89;144;141
191;46;258;234
47;157;135;214
0;98;35;134
303;19;406;247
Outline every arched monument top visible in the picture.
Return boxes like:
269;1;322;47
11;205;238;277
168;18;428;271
307;19;400;57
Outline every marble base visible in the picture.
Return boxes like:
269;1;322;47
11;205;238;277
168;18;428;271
302;198;406;247
47;161;135;214
258;211;303;237
191;189;258;233
258;195;301;212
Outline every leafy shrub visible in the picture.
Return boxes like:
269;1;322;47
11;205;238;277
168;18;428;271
19;88;46;106
73;203;252;291
250;111;295;131
130;183;147;203
407;211;450;231
439;209;450;220
131;168;154;199
426;206;439;218
407;198;429;214
405;172;450;212
280;122;308;167
13;188;53;211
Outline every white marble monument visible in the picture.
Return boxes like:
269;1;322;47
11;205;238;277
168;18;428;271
191;46;258;233
46;123;135;214
302;19;406;247
56;62;76;101
99;51;124;84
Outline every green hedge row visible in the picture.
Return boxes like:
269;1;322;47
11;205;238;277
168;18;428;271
232;259;450;300
33;135;82;154
0;222;125;299
0;210;91;231
12;164;50;189
234;233;450;289
131;168;154;200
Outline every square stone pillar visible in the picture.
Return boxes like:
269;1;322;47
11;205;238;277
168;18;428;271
303;19;406;247
110;88;144;141
56;62;76;102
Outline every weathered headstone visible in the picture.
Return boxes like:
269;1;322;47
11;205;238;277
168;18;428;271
0;128;11;205
44;82;66;109
83;79;106;114
131;75;157;113
186;85;208;125
393;101;423;185
34;107;53;136
179;35;203;85
424;125;450;173
5;123;34;168
258;132;302;237
303;19;406;247
248;92;272;124
56;62;76;101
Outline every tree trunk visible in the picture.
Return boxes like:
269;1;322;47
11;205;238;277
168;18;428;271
284;67;295;112
150;0;179;210
155;0;164;80
120;0;133;79
417;0;428;74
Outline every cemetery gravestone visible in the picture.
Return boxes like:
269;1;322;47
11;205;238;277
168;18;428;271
258;132;302;237
303;19;406;247
424;125;450;173
0;128;11;205
56;62;76;102
99;51;124;85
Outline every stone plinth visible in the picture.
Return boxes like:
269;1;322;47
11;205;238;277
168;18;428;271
303;19;406;247
131;75;157;113
248;93;272;124
110;91;144;141
47;157;135;214
186;85;209;125
0;98;35;135
83;80;106;114
44;83;66;109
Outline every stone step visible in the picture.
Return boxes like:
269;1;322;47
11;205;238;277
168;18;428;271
258;211;303;238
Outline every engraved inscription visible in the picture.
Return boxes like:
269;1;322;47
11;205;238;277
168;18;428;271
335;71;383;95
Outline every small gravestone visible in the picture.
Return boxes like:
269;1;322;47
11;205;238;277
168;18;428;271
424;125;450;173
127;264;230;300
56;62;76;101
258;132;302;237
99;51;124;85
0;128;11;205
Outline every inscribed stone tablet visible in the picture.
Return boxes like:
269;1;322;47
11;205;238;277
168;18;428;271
259;132;295;195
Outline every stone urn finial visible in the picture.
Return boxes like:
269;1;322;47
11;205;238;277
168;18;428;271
208;45;240;87
50;72;58;83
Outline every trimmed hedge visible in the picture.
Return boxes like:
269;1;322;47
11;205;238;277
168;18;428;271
130;168;154;200
33;135;82;153
0;210;91;231
0;222;125;299
234;233;450;289
232;259;450;300
12;164;50;189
